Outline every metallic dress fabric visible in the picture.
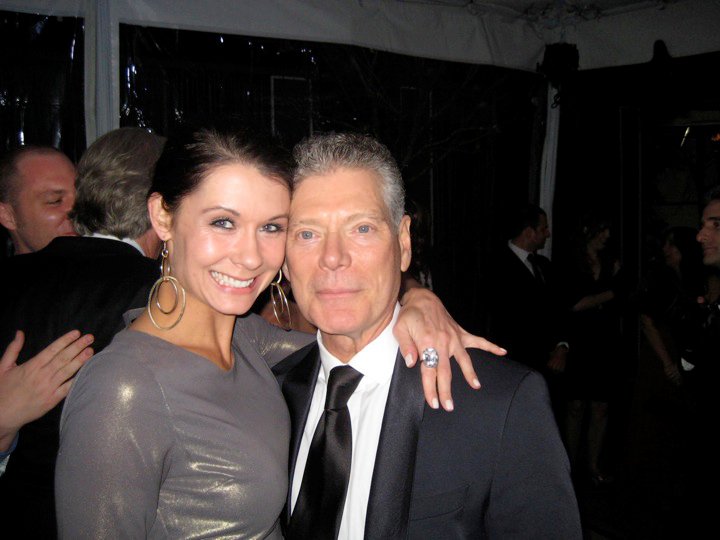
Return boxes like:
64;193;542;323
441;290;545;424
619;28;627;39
56;314;314;539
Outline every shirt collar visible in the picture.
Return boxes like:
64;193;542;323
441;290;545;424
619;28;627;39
87;233;146;256
317;303;400;389
508;239;533;262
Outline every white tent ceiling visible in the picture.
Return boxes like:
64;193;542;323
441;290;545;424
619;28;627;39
2;0;719;138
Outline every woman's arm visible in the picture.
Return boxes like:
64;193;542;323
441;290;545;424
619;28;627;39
640;313;682;385
56;356;171;537
239;289;507;412
571;290;615;312
394;287;506;410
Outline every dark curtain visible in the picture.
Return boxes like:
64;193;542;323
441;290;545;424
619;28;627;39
0;10;85;258
120;24;542;329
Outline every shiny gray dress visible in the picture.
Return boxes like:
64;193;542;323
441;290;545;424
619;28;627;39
55;314;313;539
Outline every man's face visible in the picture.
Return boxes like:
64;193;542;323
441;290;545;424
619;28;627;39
284;167;411;360
529;213;551;251
0;153;77;254
697;199;720;269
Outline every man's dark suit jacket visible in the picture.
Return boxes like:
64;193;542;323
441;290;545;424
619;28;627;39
0;236;159;539
486;246;565;371
273;343;582;539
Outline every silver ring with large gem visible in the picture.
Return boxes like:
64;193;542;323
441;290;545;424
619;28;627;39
421;347;439;368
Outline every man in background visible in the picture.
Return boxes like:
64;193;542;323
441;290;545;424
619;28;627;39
0;128;164;538
486;203;568;375
0;146;77;255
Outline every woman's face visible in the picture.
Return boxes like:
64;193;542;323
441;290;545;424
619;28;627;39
163;163;290;317
662;239;682;269
589;227;610;251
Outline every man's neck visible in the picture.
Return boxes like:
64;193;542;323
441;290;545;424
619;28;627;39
510;238;535;254
319;305;398;363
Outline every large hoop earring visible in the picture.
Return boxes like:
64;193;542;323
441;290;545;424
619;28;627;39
147;242;186;330
270;269;292;330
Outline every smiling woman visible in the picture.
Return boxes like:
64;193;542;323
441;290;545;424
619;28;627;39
55;127;300;538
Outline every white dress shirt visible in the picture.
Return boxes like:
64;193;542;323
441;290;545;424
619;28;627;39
88;233;146;256
508;239;536;277
290;304;400;540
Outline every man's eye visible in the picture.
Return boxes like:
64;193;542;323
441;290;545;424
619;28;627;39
46;199;62;205
358;225;371;233
299;231;314;240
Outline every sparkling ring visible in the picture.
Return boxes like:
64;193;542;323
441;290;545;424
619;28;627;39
421;347;439;368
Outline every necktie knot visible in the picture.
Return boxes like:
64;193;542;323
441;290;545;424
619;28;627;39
527;253;545;283
325;365;363;411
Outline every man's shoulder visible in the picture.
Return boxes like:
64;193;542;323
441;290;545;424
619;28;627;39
3;237;153;268
450;348;547;405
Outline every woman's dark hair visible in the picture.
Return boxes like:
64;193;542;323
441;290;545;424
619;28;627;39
150;126;294;212
568;212;614;272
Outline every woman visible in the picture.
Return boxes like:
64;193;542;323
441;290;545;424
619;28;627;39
561;216;625;486
55;127;495;537
640;226;705;384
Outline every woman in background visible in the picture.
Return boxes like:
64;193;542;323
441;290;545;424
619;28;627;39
562;215;625;486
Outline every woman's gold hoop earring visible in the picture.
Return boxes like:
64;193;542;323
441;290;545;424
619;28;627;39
147;242;186;330
270;269;292;330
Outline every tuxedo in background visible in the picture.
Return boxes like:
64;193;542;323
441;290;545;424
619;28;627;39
0;236;158;538
274;340;581;539
486;243;566;372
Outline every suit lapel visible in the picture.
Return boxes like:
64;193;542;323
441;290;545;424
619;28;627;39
364;351;425;539
280;344;321;525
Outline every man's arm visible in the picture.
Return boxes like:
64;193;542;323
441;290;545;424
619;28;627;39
487;370;582;538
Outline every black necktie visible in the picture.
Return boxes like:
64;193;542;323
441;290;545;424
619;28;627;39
288;365;364;540
527;253;545;284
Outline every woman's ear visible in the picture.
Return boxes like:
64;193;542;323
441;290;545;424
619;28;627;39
147;193;173;241
282;260;291;282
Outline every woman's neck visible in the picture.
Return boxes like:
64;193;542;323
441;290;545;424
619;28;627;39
132;296;238;371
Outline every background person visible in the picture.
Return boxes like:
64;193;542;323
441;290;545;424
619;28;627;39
0;128;165;537
561;215;626;486
0;146;77;255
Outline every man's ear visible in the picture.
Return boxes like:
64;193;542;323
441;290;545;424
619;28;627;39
398;215;412;272
0;201;17;231
147;193;173;241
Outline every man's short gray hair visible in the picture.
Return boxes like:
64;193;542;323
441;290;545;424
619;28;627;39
292;132;405;227
71;128;165;238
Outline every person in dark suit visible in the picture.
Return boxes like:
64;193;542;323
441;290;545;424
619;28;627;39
273;133;581;539
486;204;568;376
0;127;165;538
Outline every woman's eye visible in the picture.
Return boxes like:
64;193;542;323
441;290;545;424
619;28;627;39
358;224;371;233
46;199;62;206
262;223;284;233
211;218;233;229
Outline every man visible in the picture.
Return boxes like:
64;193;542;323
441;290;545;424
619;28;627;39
486;204;568;375
0;128;164;538
274;133;581;538
677;186;720;378
0;146;77;255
